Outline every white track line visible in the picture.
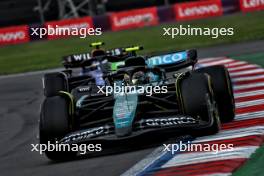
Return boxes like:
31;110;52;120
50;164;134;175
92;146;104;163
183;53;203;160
199;59;235;67
235;90;264;98
228;65;259;71
207;173;230;176
225;61;247;67
230;69;264;76
233;82;264;90
235;110;264;120
232;75;264;82
236;99;264;108
120;145;167;176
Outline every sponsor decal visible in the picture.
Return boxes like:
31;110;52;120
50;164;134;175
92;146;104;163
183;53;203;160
60;126;108;143
0;25;29;45
144;117;197;127
72;53;91;61
239;0;264;12
110;7;159;31
147;52;188;66
174;0;223;21
106;48;124;56
78;86;91;92
64;53;92;66
113;92;138;128
111;61;125;71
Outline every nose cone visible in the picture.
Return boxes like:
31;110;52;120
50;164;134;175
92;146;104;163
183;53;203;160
113;92;138;137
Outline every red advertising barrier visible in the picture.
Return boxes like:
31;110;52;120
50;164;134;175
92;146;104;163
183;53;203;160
110;7;159;31
45;16;94;40
239;0;264;12
174;0;223;21
0;25;29;45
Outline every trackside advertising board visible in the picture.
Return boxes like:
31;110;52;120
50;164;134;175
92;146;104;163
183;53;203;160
45;17;94;40
174;0;223;21
110;7;159;31
0;25;29;45
239;0;264;12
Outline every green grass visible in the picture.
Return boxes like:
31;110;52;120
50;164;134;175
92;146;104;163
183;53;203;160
232;52;264;67
233;144;264;176
1;11;264;74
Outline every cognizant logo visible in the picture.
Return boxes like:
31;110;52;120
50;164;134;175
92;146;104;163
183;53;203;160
147;52;187;66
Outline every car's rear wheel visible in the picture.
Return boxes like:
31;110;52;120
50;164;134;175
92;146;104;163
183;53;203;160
177;72;221;135
196;65;235;122
43;72;68;97
39;96;77;161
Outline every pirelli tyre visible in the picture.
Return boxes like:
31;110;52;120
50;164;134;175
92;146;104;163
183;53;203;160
43;72;68;97
39;96;77;161
196;65;235;122
177;72;221;135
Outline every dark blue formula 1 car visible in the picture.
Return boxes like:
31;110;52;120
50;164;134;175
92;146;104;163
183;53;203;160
61;42;137;86
40;47;235;160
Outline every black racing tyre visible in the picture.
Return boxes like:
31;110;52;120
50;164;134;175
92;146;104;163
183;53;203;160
39;96;77;161
43;72;68;97
178;72;221;135
196;65;235;122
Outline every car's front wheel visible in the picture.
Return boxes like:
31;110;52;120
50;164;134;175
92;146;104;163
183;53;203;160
177;72;221;135
39;96;77;161
196;65;235;122
43;72;68;97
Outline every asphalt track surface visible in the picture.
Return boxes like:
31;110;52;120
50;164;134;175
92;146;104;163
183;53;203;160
0;40;264;176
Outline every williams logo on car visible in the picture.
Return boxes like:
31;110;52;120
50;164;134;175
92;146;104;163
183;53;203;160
0;25;29;45
239;0;264;12
110;7;159;31
72;53;91;61
174;0;223;21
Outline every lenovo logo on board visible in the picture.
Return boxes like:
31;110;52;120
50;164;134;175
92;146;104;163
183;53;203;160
0;32;25;42
110;7;159;31
174;0;223;21
0;25;29;45
114;13;154;27
240;0;264;12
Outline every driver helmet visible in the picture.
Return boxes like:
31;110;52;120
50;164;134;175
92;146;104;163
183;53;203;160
91;49;106;57
132;71;146;85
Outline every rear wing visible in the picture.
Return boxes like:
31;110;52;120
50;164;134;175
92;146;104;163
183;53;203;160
62;50;126;69
110;49;197;71
62;46;143;69
62;53;92;68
